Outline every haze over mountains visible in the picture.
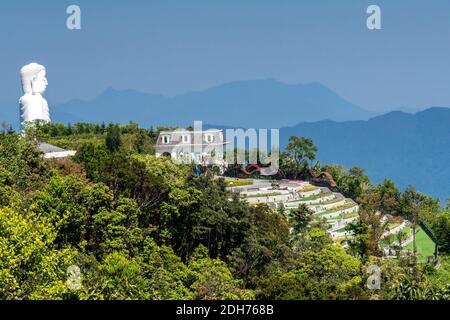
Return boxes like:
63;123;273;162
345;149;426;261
50;79;375;128
1;79;448;202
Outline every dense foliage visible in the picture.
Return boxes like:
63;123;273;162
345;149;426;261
0;123;448;300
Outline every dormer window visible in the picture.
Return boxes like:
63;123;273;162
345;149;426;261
162;135;171;144
182;135;190;143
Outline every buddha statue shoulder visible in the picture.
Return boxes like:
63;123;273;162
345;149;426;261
19;63;51;129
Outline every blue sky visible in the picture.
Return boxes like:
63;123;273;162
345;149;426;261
1;0;450;112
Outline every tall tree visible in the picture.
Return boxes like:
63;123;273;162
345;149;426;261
400;187;427;257
289;204;314;234
281;136;318;179
105;125;123;152
285;136;317;166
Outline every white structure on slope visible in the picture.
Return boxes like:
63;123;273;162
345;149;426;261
38;143;77;159
18;63;76;159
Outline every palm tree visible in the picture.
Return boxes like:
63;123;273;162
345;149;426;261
400;187;427;256
396;230;408;258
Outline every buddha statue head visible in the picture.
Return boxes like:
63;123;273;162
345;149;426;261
20;63;48;95
19;63;51;129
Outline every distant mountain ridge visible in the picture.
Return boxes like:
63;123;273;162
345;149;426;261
52;79;376;128
279;107;450;202
2;80;448;201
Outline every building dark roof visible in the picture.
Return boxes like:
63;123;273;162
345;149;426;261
38;142;66;153
155;130;228;147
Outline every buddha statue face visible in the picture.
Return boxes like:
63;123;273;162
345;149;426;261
20;63;48;95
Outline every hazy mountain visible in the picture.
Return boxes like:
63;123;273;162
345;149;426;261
279;107;450;202
4;80;447;201
52;79;375;128
0;99;19;129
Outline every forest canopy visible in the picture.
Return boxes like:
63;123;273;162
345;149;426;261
0;122;449;300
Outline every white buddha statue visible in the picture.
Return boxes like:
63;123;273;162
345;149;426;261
19;63;51;129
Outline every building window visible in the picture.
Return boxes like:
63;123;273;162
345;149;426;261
182;135;190;143
205;134;215;143
162;135;170;144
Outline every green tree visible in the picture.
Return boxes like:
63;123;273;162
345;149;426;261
289;203;314;234
95;252;148;300
0;133;51;195
345;221;370;260
227;204;292;288
285;136;317;166
400;187;427;256
188;245;254;300
0;207;77;299
140;238;193;300
105;125;123;152
433;212;450;254
0;168;21;208
31;175;143;258
281;136;317;179
257;242;362;300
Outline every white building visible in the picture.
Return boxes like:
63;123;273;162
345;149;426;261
38;142;77;159
155;129;229;165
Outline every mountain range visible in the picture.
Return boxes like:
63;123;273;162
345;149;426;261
1;80;448;202
51;79;375;128
278;107;450;202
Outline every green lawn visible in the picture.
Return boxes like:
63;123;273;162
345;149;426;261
244;192;283;198
400;227;412;237
318;198;342;205
386;222;401;230
298;185;319;192
327;211;359;221
287;192;332;203
334;226;349;233
314;201;356;216
405;228;436;263
225;179;253;187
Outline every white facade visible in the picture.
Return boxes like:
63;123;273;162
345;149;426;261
155;129;229;165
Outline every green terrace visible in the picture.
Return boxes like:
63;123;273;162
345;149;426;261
379;226;413;248
225;179;253;187
327;211;359;221
314;201;357;216
243;192;284;198
297;185;319;192
286;191;332;202
314;197;342;205
386;221;402;230
333;226;349;234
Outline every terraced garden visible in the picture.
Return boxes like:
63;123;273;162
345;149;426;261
226;178;436;262
244;192;284;198
227;179;359;239
286;192;332;202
